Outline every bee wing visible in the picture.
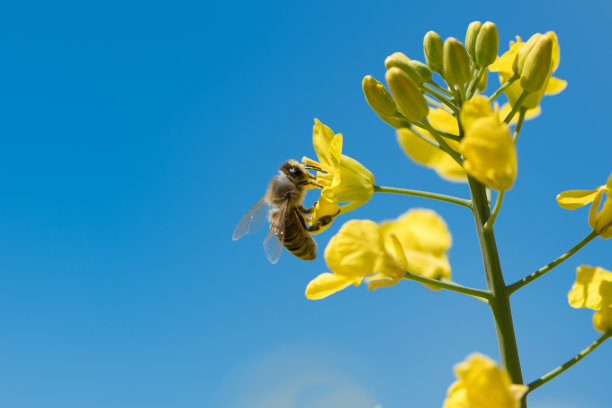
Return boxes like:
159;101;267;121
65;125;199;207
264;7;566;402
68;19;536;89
263;199;288;264
232;195;270;241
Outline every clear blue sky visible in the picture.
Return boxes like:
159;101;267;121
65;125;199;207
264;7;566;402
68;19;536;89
1;1;610;407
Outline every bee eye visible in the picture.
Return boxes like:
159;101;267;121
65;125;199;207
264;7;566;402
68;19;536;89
289;167;300;176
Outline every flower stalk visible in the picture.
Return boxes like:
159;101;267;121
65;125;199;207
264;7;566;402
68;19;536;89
373;185;472;209
468;177;525;404
526;331;610;394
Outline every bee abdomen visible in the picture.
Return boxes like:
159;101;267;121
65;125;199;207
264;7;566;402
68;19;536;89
283;212;317;260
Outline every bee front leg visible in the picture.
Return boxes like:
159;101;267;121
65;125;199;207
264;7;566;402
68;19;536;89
298;205;314;215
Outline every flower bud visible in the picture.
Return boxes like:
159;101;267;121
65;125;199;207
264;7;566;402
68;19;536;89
408;60;432;83
514;33;542;74
385;52;421;84
443;37;471;86
385;67;429;123
362;75;398;117
423;31;444;74
477;70;488;92
520;36;553;92
475;21;498;67
465;21;482;58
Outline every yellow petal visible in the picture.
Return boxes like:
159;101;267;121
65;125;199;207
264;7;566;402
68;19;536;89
568;265;612;310
324;219;386;279
450;353;525;408
460;117;517;190
396;108;466;182
460;96;495;131
381;208;452;254
593;307;612;332
305;273;360;300
326;153;375;203
556;189;600;209
312;119;339;169
545;76;567;95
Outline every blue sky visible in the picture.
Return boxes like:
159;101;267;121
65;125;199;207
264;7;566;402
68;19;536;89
1;1;611;407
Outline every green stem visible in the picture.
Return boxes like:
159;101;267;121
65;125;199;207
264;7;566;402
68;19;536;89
513;108;527;143
412;123;461;141
484;190;505;232
420;121;464;165
423;83;459;114
425;95;454;114
468;177;525;400
403;271;492;302
506;231;599;295
373;185;472;209
526;331;610;394
489;75;519;103
427;80;452;96
466;66;485;99
503;91;530;124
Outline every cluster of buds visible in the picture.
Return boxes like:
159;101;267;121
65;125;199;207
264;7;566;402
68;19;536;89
361;21;562;193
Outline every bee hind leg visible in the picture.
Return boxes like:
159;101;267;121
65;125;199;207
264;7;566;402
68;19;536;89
307;210;340;233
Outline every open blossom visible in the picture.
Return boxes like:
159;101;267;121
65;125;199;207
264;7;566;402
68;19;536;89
302;119;375;234
568;265;612;332
397;108;466;182
489;32;566;111
443;353;528;408
556;172;612;238
305;209;451;299
460;96;517;190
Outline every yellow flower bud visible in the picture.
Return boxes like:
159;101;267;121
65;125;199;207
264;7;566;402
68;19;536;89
423;31;444;74
519;36;553;92
465;21;482;58
443;37;471;86
385;52;426;84
514;33;542;74
362;75;398;117
475;21;499;67
385;67;429;123
409;60;433;83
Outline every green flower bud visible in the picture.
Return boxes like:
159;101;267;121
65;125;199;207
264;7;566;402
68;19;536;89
520;36;553;92
385;52;421;84
423;31;444;74
514;33;542;74
477;70;488;92
465;21;482;58
408;60;433;83
362;75;398;117
443;37;471;86
385;67;429;123
475;21;498;67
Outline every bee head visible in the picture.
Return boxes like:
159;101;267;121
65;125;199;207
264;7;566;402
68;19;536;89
280;160;312;182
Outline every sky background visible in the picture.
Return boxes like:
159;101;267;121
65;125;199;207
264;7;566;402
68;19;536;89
1;0;611;407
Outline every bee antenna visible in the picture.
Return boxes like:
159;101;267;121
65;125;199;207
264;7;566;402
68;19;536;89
304;164;325;174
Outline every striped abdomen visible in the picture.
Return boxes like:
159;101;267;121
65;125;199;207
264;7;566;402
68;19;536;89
282;209;316;260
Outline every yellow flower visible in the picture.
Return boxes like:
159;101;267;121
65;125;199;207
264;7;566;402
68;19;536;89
397;108;466;182
460;96;517;190
302;119;375;234
305;209;452;299
305;219;401;300
568;265;612;332
443;353;528;408
379;208;451;287
556;173;612;238
489;32;567;111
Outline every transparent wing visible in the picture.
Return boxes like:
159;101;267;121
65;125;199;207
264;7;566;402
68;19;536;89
263;199;288;264
232;195;270;241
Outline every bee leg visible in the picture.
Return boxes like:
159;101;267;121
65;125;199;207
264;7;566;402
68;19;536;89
297;180;324;189
307;210;340;233
298;205;314;215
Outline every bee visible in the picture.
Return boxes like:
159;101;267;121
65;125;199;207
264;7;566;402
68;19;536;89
232;160;336;264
